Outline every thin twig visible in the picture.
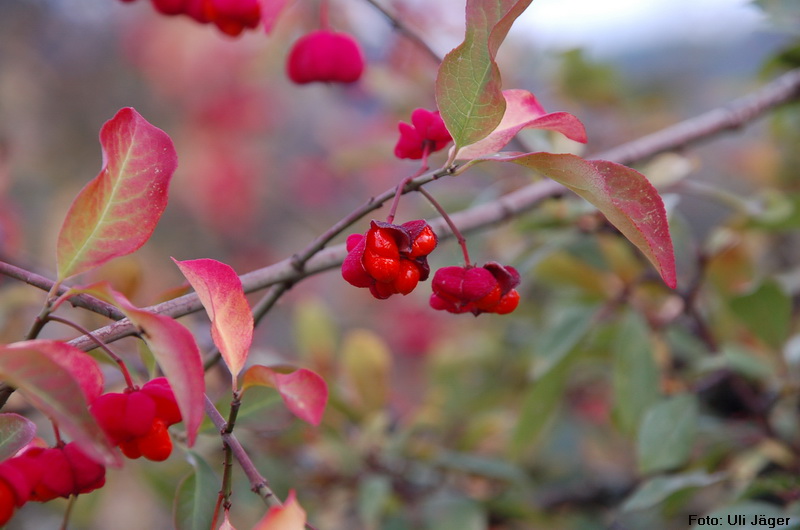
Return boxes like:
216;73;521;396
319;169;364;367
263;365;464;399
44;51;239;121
361;0;443;64
0;68;793;352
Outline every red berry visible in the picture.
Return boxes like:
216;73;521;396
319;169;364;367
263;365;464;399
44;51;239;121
363;226;400;282
408;225;437;258
119;439;143;460
286;30;365;84
393;260;421;295
0;480;15;526
494;290;520;314
137;419;173;462
473;284;502;312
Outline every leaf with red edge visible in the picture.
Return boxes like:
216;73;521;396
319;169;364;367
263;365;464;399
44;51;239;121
475;152;676;288
242;366;328;426
435;0;533;150
455;89;587;160
5;339;105;403
258;0;288;33
66;282;205;446
253;490;306;530
56;107;177;280
0;413;36;461
172;258;253;383
0;343;118;466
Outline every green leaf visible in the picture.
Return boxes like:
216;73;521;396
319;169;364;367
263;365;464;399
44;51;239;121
358;474;392;528
530;305;597;378
622;471;726;512
730;279;791;349
637;394;698;475
173;451;220;530
0;413;36;461
422;492;487;530
435;0;533;150
612;311;660;435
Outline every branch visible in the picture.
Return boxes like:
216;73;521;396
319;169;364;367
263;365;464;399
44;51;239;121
361;0;443;64
0;68;793;352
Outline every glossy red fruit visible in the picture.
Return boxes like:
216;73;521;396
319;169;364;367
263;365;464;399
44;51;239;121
135;419;173;462
494;290;520;314
430;263;521;316
408;225;437;258
287;30;365;84
393;260;421;295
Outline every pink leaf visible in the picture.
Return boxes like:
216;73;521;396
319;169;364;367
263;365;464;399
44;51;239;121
253;490;306;530
479;153;677;288
242;366;328;426
455;89;587;160
0;343;118;466
0;413;37;461
6;339;104;403
67;283;205;446
56;107;177;280
258;0;289;34
173;258;253;383
435;0;533;150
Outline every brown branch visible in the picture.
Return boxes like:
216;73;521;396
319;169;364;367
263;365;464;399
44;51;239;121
0;68;794;352
361;0;443;64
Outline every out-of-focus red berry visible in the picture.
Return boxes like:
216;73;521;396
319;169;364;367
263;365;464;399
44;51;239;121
286;30;365;84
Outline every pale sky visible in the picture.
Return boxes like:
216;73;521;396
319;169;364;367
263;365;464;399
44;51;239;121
514;0;766;55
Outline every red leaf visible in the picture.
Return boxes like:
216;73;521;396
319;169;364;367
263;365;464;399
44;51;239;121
173;258;253;384
0;343;118;466
56;107;177;280
242;366;328;426
253;490;306;530
476;153;677;288
6;339;105;403
456;89;587;160
435;0;533;151
67;283;205;446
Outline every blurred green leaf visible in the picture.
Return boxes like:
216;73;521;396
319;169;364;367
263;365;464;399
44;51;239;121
341;329;392;416
730;279;791;349
422;492;487;530
173;451;220;530
531;304;597;378
293;297;337;366
612;311;661;434
358;474;392;529
637;394;698;475
622;471;725;512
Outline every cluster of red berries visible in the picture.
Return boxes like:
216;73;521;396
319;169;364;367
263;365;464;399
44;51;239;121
430;262;521;315
394;108;453;160
0;442;105;526
90;377;182;462
122;0;261;36
286;30;365;85
342;220;438;299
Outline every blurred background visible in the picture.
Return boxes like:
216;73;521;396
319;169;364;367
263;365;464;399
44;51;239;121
0;0;799;528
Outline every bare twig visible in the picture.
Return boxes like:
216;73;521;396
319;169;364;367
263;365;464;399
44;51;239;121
361;0;443;64
0;68;796;352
